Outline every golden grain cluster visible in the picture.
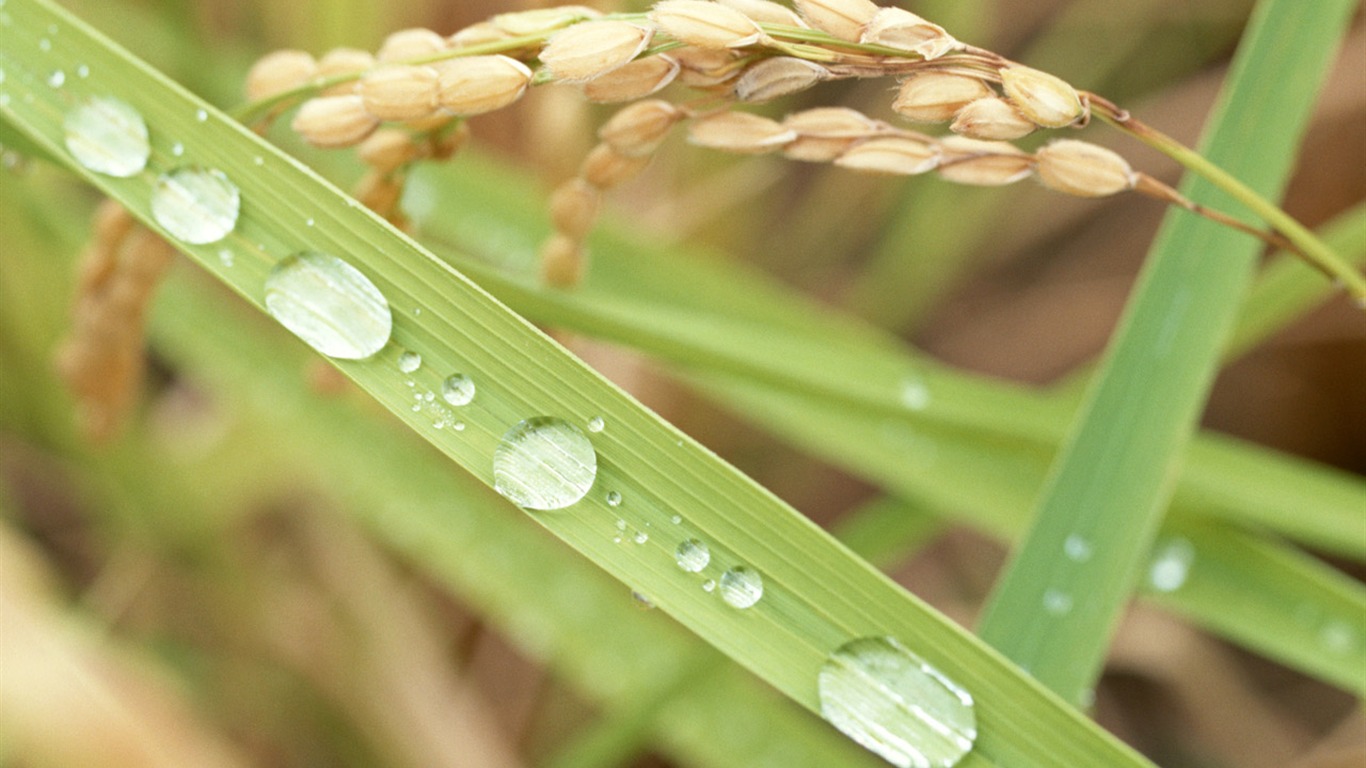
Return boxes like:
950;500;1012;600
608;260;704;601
243;0;1148;285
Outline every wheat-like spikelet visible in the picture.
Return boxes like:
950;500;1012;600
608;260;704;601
233;0;1337;292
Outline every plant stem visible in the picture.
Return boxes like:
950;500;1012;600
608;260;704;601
1089;95;1366;306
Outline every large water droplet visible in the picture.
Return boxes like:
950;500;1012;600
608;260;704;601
63;96;149;177
151;167;240;244
1147;537;1195;593
441;374;475;406
818;636;977;768
493;417;598;511
264;251;393;360
719;567;763;609
675;539;710;573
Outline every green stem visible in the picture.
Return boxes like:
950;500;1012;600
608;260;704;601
1092;99;1366;306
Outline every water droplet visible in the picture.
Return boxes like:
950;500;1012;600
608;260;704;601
397;350;422;373
39;38;51;52
719;567;763;609
218;248;234;267
615;519;627;531
633;531;648;544
63;96;149;177
900;377;931;411
1320;621;1357;654
1063;534;1093;563
670;514;682;525
1042;589;1073;616
701;579;716;592
413;307;423;316
1147;537;1195;593
264;251;393;360
170;141;184;157
151;166;239;244
675;539;710;573
253;155;264;166
306;217;315;227
47;69;64;88
453;421;466;431
195;108;208;122
440;374;475;406
632;591;655;610
605;490;622;507
493;417;598;511
76;64;89;78
818;636;977;768
587;416;605;433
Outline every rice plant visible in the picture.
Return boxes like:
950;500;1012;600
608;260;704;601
1;0;1362;766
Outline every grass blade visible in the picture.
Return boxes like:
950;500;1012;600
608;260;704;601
0;0;1154;764
975;0;1360;706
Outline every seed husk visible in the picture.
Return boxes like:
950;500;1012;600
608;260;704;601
541;20;654;82
717;0;807;27
687;111;797;154
540;233;586;288
359;65;440;122
246;49;317;101
950;96;1035;140
358;128;422;174
650;0;766;49
377;28;448;63
599;100;684;157
1035;139;1135;197
292;95;381;148
735;57;827;102
492;6;602;36
583;55;681;103
793;0;879;42
1001;66;1085;128
550;179;602;239
892;72;993;123
835;136;940;175
580;143;653;188
860;7;957;59
936;136;1033;186
434;56;533;116
316;48;375;96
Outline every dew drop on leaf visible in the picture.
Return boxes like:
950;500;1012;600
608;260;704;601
397;350;422;373
151;167;239;244
440;374;475;406
675;539;710;573
818;636;977;768
63;95;149;177
719;567;763;609
493;417;597;511
264;251;393;360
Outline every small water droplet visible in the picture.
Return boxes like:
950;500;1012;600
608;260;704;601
413;307;423;316
218;248;234;267
151;167;239;244
195;108;208;122
675;539;710;573
440;374;475;406
605;490;622;507
632;591;655;610
612;535;623;544
615;518;627;531
587;416;605;433
423;391;434;402
493;417;598;511
265;251;393;360
75;63;89;78
170;141;184;157
453;421;466;431
900;377;931;411
818;636;977;768
39;37;51;52
397;350;422;373
670;514;682;525
1063;534;1093;562
719;567;763;609
306;217;315;227
46;23;57;34
1147;537;1196;593
47;69;64;88
633;531;648;544
253;155;264;166
701;579;716;592
1320;621;1357;654
1042;589;1073;616
63;96;149;177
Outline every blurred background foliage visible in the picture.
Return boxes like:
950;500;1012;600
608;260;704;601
1;1;1363;767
